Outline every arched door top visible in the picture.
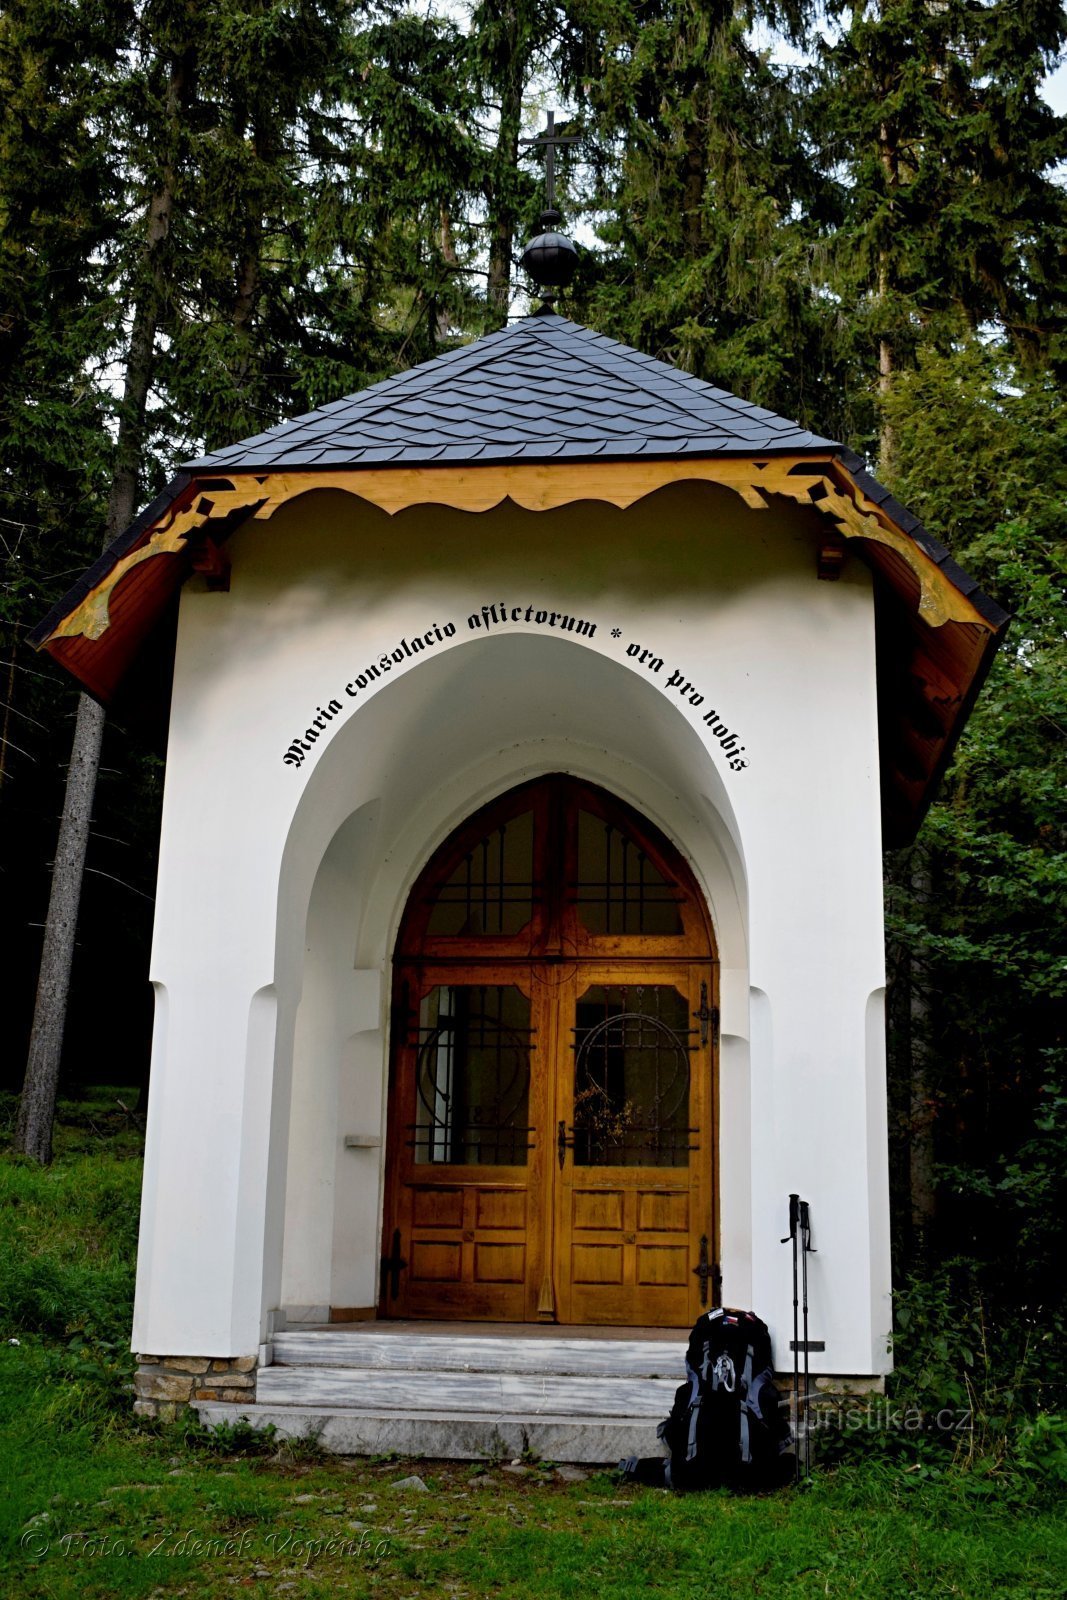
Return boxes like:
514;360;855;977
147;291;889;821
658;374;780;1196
397;774;715;963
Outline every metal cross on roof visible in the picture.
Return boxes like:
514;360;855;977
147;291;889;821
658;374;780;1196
521;110;578;214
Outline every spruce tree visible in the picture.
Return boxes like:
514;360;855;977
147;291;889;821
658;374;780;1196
11;0;487;1157
880;340;1067;1291
0;0;133;1157
567;0;846;433
809;1;1067;1246
0;0;124;738
14;0;201;1162
814;0;1067;470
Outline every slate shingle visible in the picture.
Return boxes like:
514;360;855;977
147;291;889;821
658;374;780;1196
183;311;837;473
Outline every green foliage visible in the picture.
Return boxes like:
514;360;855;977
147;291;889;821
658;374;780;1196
1014;1411;1067;1488
810;1265;1066;1505
892;1264;1065;1444
571;0;851;435
880;340;1067;1301
180;1412;278;1454
814;0;1067;436
0;1116;141;1447
861;343;1067;1476
0;1147;140;1346
160;0;489;454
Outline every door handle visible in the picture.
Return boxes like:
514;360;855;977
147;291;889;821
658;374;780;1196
693;980;718;1046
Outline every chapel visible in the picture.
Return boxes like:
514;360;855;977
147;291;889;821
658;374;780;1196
32;269;1006;1454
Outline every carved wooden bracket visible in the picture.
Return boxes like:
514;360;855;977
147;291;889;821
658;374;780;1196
189;534;231;591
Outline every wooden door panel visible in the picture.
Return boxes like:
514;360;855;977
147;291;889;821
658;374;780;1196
636;1244;689;1285
572;1188;625;1230
476;1188;526;1230
382;965;538;1320
553;967;714;1327
404;1282;527;1319
474;1242;525;1282
572;1243;625;1284
411;1186;464;1228
402;1181;530;1316
638;1190;689;1232
410;1240;462;1280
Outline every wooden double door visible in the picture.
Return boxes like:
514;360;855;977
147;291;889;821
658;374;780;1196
381;777;718;1327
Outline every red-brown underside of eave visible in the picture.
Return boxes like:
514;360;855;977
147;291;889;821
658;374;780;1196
43;547;189;703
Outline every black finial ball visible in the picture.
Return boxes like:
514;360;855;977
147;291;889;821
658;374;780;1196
521;229;579;289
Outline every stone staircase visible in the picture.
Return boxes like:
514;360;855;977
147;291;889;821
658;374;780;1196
193;1325;687;1464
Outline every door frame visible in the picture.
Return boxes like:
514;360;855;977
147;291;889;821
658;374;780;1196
379;775;719;1325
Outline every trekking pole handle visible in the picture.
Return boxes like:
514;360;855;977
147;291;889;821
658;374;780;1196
799;1199;816;1252
781;1192;800;1243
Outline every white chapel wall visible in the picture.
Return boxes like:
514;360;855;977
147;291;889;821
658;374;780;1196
133;481;891;1374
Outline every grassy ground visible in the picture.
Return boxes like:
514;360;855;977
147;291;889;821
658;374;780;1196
5;1408;1066;1600
2;1091;1065;1600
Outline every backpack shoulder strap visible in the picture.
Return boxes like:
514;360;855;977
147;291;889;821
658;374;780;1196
739;1341;756;1465
684;1361;703;1462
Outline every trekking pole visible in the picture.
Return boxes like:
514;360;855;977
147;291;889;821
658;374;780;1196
781;1193;800;1483
799;1199;816;1477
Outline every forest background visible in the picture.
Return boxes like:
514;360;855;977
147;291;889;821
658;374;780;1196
1;0;1065;1419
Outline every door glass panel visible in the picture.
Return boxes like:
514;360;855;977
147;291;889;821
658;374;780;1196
427;811;535;935
412;985;532;1165
572;985;694;1167
575;809;683;934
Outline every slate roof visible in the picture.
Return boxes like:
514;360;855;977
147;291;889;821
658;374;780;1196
185;310;837;472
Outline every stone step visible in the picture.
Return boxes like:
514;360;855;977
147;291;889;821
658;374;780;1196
193;1399;663;1464
257;1363;678;1417
193;1328;691;1464
272;1329;685;1379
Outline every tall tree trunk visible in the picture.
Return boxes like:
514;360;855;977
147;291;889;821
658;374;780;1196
229;101;267;414
681;73;708;264
0;641;17;792
877;117;899;480
486;39;525;329
14;47;193;1163
15;694;107;1162
877;260;896;479
436;205;459;342
908;850;937;1240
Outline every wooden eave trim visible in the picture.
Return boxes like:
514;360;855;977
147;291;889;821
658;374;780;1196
885;607;1007;850
34;455;1000;653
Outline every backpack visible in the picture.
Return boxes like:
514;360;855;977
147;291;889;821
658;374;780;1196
621;1307;795;1491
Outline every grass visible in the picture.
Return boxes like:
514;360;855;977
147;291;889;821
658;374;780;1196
2;1089;1066;1599
4;1408;1066;1600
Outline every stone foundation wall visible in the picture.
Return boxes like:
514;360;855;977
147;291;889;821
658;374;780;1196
133;1354;257;1421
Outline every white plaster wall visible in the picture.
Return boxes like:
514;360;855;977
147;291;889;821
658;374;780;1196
279;804;381;1314
132;482;890;1373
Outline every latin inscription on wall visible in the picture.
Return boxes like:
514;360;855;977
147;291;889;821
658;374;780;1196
281;605;749;774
